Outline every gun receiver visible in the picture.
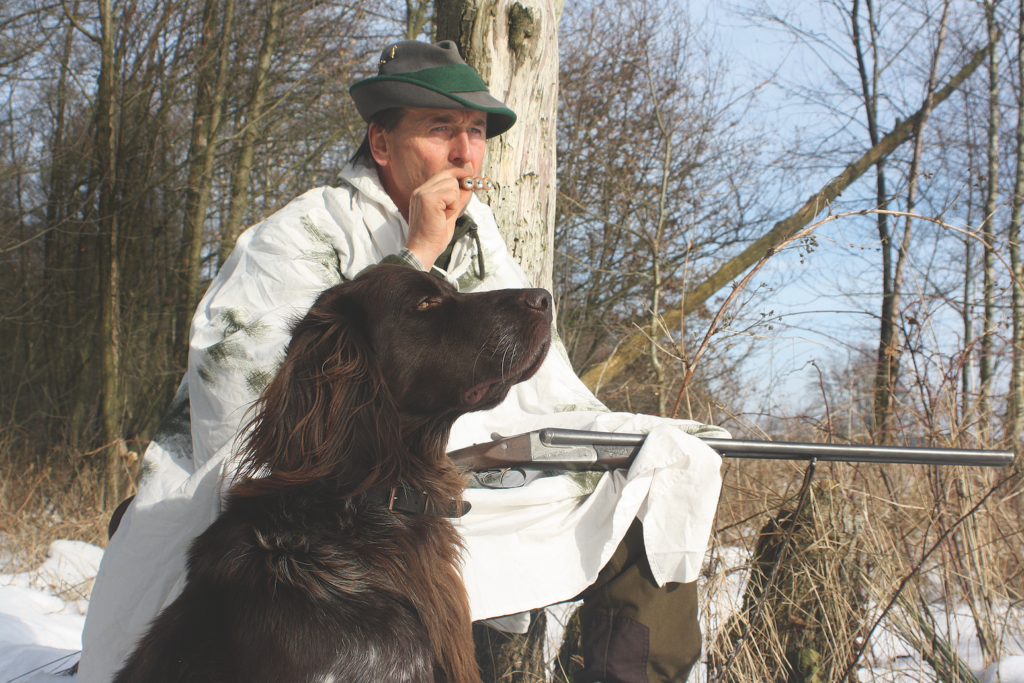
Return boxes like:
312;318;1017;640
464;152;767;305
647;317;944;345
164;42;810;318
447;428;1015;475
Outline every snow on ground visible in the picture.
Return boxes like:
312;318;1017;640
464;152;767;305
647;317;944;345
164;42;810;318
1;538;1022;683
1;540;101;682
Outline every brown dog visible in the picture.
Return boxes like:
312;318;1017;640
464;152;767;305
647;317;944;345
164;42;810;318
114;264;552;683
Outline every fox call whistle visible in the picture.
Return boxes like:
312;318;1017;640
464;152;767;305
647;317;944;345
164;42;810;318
462;176;494;191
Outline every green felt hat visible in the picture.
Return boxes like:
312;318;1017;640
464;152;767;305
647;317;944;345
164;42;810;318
350;40;516;138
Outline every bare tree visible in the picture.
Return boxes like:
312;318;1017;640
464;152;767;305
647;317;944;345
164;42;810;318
979;0;1000;425
1008;0;1024;446
849;0;899;436
216;0;282;267
405;0;432;38
178;0;236;369
872;0;950;442
93;0;126;507
0;0;372;483
554;0;764;413
577;38;992;393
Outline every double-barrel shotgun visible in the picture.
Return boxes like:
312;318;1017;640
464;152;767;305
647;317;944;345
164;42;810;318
447;428;1014;488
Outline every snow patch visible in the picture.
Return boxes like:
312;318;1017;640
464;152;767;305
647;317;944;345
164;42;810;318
0;540;103;681
982;656;1024;683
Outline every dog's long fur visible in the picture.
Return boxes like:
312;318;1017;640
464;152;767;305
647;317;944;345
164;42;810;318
114;264;552;683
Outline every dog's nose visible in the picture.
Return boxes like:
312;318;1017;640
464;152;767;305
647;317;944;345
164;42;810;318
520;289;552;320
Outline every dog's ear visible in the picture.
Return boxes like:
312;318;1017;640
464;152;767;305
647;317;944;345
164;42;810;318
232;284;409;497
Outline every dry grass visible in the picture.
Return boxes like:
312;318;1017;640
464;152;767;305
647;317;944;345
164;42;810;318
699;372;1024;682
0;429;125;579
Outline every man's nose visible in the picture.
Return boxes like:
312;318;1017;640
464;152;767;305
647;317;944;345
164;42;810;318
449;130;473;166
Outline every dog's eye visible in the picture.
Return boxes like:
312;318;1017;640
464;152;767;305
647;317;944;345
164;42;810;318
415;297;441;310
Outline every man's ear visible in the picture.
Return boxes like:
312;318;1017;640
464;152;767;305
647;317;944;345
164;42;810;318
368;122;390;168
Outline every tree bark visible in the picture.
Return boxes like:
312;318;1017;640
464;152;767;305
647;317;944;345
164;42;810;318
435;0;563;290
580;41;992;392
217;0;284;267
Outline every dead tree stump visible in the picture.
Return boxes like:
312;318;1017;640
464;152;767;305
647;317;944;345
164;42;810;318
552;607;582;682
710;479;866;683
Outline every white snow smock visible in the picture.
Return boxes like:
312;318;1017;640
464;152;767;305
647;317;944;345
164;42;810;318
77;163;727;682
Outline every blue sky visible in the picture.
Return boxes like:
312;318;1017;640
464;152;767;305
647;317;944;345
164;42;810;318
684;0;989;418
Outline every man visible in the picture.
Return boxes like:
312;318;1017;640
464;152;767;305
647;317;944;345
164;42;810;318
79;40;727;683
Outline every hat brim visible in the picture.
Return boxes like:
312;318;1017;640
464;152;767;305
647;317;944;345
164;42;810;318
351;80;516;138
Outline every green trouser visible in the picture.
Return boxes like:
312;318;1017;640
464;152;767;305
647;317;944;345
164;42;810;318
574;519;702;683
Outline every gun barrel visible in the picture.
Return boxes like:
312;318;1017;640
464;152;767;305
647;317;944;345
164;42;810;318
538;429;1014;468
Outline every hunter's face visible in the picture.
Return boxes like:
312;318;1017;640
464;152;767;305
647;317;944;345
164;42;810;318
370;107;487;218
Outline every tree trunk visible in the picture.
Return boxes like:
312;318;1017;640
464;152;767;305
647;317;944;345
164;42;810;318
217;0;284;267
1008;0;1024;448
872;0;948;443
964;227;976;423
44;13;77;428
648;68;674;417
580;41;992;393
850;0;902;438
980;0;999;424
435;0;563;290
96;0;125;509
176;0;236;369
852;0;895;438
406;0;432;39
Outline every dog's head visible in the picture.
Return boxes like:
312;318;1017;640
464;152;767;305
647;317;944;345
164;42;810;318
348;265;552;414
233;265;551;497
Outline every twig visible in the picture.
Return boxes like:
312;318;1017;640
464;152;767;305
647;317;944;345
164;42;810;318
0;227;55;254
59;0;100;43
810;360;834;443
13;468;49;517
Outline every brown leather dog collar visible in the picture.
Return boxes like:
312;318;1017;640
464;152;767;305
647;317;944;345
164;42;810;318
368;486;471;518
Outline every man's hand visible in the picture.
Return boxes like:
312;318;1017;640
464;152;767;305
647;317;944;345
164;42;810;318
405;169;474;269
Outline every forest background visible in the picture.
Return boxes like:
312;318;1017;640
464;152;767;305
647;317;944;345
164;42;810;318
2;0;1024;679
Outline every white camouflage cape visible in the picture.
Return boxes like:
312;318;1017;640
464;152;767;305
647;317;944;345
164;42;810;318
77;163;727;682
